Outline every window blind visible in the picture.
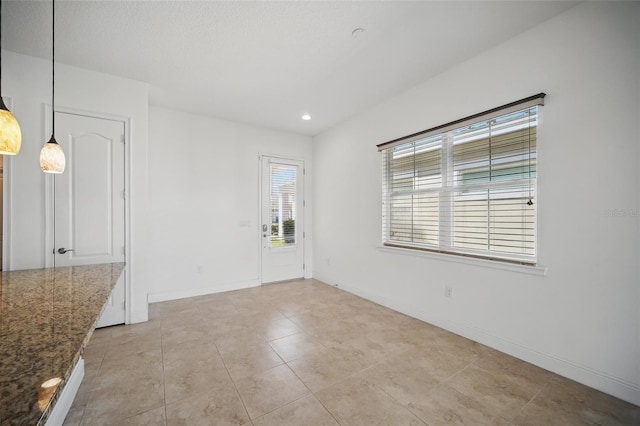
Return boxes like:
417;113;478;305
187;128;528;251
379;93;545;265
270;163;297;246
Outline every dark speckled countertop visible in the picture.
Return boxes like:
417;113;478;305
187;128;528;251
0;263;125;425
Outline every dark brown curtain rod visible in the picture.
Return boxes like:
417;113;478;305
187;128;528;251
377;92;546;151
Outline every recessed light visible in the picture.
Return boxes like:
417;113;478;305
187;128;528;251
301;114;311;121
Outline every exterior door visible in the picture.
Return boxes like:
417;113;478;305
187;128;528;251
261;156;304;283
54;112;126;326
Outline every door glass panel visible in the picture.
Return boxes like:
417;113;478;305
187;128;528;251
270;163;297;247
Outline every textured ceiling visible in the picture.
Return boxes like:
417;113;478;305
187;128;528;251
3;1;577;136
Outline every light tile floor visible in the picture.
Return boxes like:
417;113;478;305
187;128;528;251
64;279;639;425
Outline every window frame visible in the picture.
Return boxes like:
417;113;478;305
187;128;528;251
378;94;545;266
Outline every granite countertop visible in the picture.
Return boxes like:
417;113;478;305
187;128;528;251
0;263;125;426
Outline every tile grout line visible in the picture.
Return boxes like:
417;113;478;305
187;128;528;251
251;392;313;423
75;332;110;425
160;324;168;426
507;372;556;424
111;324;167;423
214;340;253;424
391;348;481;425
374;386;430;426
283;362;343;425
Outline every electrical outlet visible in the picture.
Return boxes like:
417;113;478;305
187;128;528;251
445;285;453;298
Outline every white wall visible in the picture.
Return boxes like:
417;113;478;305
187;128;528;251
4;51;313;322
313;1;640;405
147;106;313;302
3;51;151;323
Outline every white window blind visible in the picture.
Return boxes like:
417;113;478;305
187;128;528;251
378;94;545;265
270;163;297;246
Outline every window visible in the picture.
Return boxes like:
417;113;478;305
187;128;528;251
378;94;545;265
270;163;297;246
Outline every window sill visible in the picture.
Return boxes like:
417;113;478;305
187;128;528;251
376;245;548;276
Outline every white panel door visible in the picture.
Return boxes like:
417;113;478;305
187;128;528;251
261;156;304;283
54;112;126;326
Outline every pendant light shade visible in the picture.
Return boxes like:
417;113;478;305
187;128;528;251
40;135;65;173
40;0;65;174
0;99;22;155
0;0;22;155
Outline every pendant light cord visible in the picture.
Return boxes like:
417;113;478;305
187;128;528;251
51;0;58;263
0;0;10;111
52;0;55;135
1;0;4;94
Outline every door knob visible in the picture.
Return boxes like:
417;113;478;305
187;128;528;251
57;248;75;254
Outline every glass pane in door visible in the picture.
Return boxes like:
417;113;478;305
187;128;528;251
270;163;297;247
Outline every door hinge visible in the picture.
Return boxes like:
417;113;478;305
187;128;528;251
122;189;126;199
303;168;306;176
120;135;125;144
303;200;306;207
303;264;305;270
303;232;306;238
122;246;126;256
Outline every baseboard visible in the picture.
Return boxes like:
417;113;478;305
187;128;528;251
46;358;84;426
330;279;640;407
129;310;149;324
147;278;261;304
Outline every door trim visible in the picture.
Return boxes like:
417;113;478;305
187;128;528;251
43;105;133;324
258;153;305;284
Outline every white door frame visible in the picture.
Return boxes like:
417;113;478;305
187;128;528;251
258;154;305;284
43;105;133;324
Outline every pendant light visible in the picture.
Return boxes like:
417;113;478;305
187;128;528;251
40;0;65;174
0;0;22;155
